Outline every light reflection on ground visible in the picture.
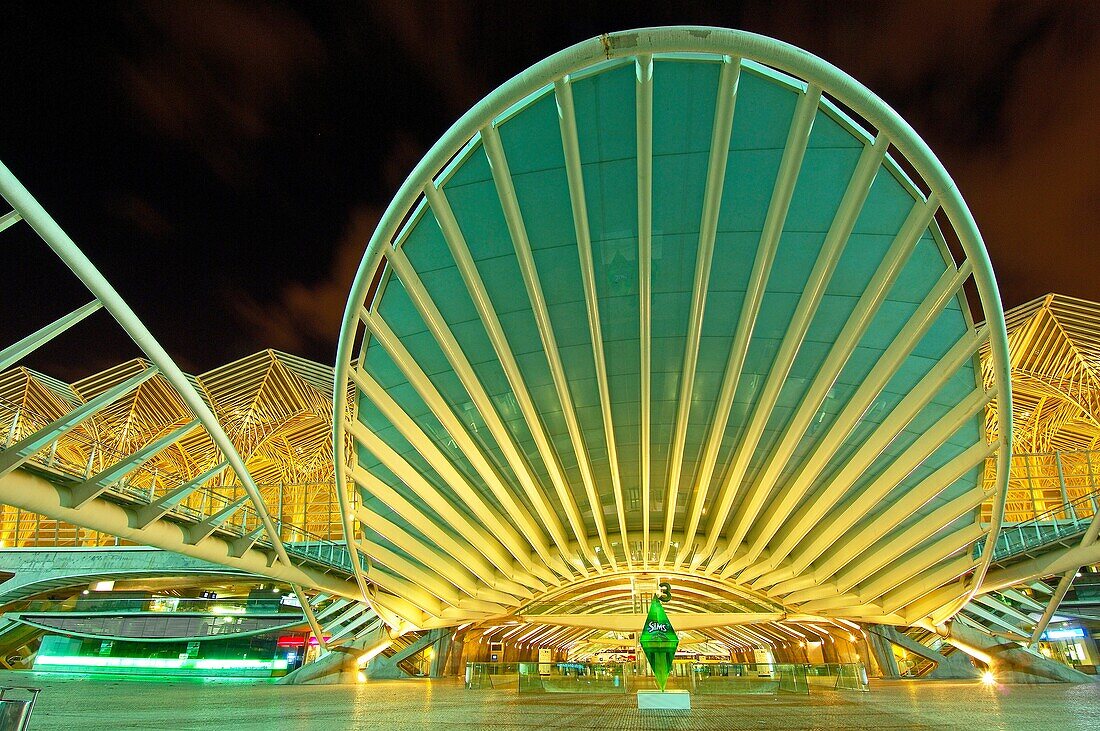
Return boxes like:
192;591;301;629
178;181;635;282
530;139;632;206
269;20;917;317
2;672;1097;730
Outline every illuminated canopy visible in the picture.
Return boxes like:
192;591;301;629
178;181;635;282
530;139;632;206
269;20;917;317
333;27;1012;630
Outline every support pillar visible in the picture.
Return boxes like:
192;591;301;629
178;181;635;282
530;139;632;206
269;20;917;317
945;620;1097;684
430;629;453;678
872;626;979;679
867;630;899;678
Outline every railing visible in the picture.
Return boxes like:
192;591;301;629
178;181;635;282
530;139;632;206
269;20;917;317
464;661;869;694
975;486;1099;562
0;398;355;574
3;597;306;616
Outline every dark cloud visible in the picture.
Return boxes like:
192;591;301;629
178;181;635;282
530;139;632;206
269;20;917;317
1;0;1097;374
117;0;325;182
230;203;381;354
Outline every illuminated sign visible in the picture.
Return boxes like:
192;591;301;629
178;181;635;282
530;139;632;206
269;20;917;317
35;656;288;671
1041;627;1085;641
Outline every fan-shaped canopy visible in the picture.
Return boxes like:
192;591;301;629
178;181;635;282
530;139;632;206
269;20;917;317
334;27;1011;630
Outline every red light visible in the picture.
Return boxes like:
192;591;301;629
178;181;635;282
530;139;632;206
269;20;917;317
276;635;329;647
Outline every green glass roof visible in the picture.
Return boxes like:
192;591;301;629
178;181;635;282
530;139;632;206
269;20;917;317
334;28;1011;630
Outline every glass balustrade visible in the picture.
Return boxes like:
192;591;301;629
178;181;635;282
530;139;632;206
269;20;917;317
464;661;868;695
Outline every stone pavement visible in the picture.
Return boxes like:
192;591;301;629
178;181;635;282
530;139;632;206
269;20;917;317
3;672;1099;730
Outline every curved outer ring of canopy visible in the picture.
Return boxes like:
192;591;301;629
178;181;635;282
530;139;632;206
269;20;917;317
333;26;1012;629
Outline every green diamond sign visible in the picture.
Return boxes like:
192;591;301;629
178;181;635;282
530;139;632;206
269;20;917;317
639;595;678;691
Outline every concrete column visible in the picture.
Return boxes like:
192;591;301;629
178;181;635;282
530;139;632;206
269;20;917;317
946;620;1097;684
430;630;452;677
867;630;899;678
874;626;979;679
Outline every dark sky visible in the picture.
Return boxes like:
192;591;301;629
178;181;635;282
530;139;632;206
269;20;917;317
2;1;1097;378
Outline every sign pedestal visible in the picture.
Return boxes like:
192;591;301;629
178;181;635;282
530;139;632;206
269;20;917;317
637;689;690;710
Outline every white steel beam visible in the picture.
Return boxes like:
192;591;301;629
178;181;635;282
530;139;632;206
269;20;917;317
481;122;614;565
345;418;520;577
357;505;531;603
67;419;201;508
737;334;988;582
348;353;557;576
422;180;597;571
349;465;545;593
0;365;159;477
555;75;632;567
859;528;983;608
760;388;993;585
699;196;938;572
131;461;230;529
636;53;654;568
0;209;21;233
0;160;314;579
682;130;885;565
768;441;994;591
660;58;744;563
813;491;989;599
0;468;380;606
382;243;576;573
0;300;103;371
715;256;974;576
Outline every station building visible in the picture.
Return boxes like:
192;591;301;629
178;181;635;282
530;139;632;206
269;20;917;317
0;28;1097;691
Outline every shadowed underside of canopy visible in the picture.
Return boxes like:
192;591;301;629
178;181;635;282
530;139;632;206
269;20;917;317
333;27;1012;631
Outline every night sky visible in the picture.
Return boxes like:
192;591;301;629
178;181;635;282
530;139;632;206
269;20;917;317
2;1;1097;379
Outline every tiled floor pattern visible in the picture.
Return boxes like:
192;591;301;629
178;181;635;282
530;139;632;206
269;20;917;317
2;672;1098;730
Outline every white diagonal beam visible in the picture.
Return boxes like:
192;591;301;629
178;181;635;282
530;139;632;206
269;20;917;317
0;209;21;233
481;122;614;566
0;300;103;371
345;418;520;578
758;387;993;586
350;464;546;593
382;243;577;575
361;510;524;606
0;365;159;477
680;125;884;566
349;335;562;577
765;441;994;592
555;75;632;567
423;180;597;572
697;196;938;571
713;256;975;575
132;460;230;529
735;331;987;581
660;58;745;563
67;418;201;508
787;491;988;603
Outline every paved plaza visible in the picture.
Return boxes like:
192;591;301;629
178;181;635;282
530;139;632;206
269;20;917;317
5;672;1099;730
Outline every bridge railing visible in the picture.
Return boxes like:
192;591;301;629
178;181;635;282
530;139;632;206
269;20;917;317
976;484;1099;561
0;395;354;573
4;596;305;616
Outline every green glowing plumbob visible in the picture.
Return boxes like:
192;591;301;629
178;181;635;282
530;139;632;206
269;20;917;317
639;597;679;691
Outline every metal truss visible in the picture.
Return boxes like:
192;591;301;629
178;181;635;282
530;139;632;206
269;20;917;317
0;159;381;647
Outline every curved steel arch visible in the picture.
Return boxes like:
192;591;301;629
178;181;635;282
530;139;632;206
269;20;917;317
334;26;1012;630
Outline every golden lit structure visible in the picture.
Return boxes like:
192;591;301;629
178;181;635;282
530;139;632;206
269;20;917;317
0;351;349;547
981;294;1100;523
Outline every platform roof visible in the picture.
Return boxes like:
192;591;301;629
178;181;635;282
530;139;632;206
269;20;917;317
334;28;1012;630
